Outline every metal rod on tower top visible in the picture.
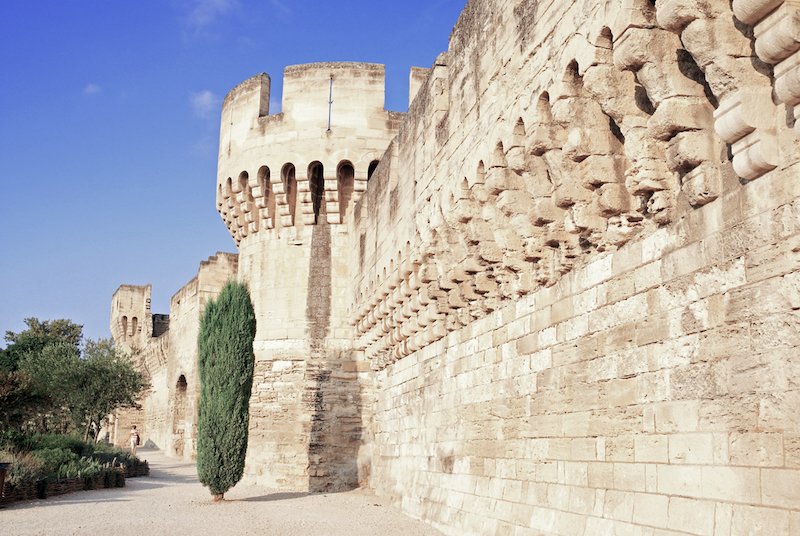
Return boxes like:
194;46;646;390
327;76;333;132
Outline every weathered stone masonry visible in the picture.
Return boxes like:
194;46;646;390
113;0;800;534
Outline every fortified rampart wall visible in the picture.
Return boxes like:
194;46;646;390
108;0;800;532
110;253;238;456
349;0;800;534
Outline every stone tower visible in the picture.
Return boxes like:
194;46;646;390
216;62;404;490
110;284;153;351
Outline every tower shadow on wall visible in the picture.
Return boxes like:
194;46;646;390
305;220;363;492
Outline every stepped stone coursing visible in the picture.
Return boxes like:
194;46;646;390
111;0;800;533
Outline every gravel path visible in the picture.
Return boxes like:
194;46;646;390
2;449;443;536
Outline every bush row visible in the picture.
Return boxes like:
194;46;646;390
0;432;149;503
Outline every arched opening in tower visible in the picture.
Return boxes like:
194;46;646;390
309;162;325;224
337;161;355;223
368;160;379;181
282;163;297;226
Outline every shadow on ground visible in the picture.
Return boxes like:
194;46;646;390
235;491;315;503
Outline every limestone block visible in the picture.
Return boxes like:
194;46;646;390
774;49;800;106
573;155;623;190
486;166;523;195
574;42;612;75
682;163;721;207
529;125;562;156
625;160;672;195
668;497;715;535
681;15;754;68
730;130;780;180
505;145;526;172
761;468;800;508
611;1;658;51
497;190;533;216
475;242;504;264
562;127;618;162
529;199;563;226
467;218;496;243
614;28;653;72
656;0;714;32
714;88;776;143
632;492;669;528
648;98;714;141
596;183;632;216
665;131;715;172
638;58;710;103
753;2;800;64
569;203;607;234
733;0;784;24
731;504;791;534
452;198;479;223
554;178;592;208
729;432;784;466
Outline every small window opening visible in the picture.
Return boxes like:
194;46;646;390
368;160;380;181
309;162;325;224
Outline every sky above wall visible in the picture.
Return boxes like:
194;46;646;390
0;0;466;345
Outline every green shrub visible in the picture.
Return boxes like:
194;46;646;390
2;434;111;486
31;447;78;478
0;429;27;451
90;445;138;467
55;460;81;480
78;458;104;479
49;457;101;480
30;434;94;457
6;452;46;485
1;432;94;458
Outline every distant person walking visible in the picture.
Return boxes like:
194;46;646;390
129;425;140;456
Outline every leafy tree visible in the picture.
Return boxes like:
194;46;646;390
0;318;146;437
72;339;147;441
196;281;256;501
0;369;45;430
2;318;83;371
17;342;82;432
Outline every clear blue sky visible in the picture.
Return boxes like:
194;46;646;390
0;0;465;345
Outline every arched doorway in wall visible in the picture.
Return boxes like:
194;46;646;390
309;161;325;224
172;374;188;457
282;163;297;225
337;161;355;222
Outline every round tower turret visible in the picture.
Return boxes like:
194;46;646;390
216;62;402;490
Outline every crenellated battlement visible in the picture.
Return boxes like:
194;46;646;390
217;62;405;245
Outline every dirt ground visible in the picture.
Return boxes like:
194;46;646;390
2;449;443;536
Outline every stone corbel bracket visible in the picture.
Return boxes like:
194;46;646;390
734;0;800;133
714;88;780;179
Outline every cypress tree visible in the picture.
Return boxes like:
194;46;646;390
196;280;256;501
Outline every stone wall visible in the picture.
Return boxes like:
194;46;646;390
348;0;800;533
238;225;367;490
110;253;238;457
